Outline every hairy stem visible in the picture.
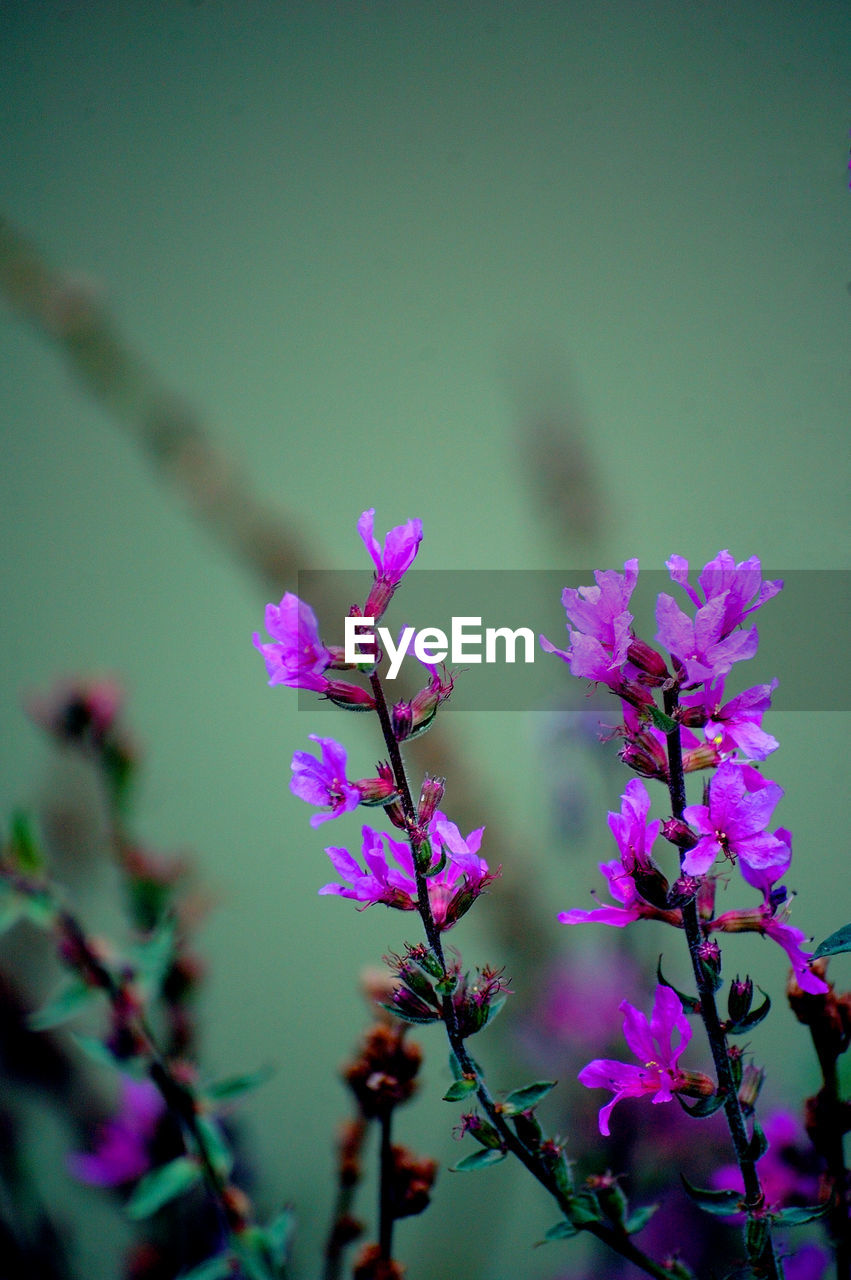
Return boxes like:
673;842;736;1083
663;687;780;1280
369;669;677;1280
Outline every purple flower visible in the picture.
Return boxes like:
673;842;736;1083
319;811;496;930
67;1077;163;1187
358;509;423;620
710;837;829;995
681;678;779;761
578;984;700;1136
541;560;641;691
682;761;787;876
560;780;680;928
656;551;782;687
290;735;362;827
253;593;334;690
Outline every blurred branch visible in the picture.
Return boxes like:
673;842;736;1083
0;211;548;966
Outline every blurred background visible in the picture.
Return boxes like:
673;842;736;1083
1;3;848;1277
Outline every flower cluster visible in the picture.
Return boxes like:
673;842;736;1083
544;551;828;1139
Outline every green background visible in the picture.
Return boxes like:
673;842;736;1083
1;3;848;1277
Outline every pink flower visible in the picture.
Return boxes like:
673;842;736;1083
540;561;640;691
656;551;782;687
682;761;787;876
67;1077;163;1187
709;836;829;995
560;781;680;928
319;812;496;930
253;593;334;690
681;678;779;761
358;509;423;619
578;985;700;1136
290;735;362;827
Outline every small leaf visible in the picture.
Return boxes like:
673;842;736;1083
543;1219;578;1241
568;1192;602;1227
193;1115;233;1180
443;1078;477;1102
771;1202;830;1226
178;1255;236;1280
10;811;45;874
379;1002;437;1026
126;1155;202;1219
646;704;678;734
656;957;700;1013
205;1064;275;1103
483;994;507;1027
746;1120;768;1162
265;1207;295;1266
0;889;25;935
71;1032;145;1073
677;1091;725;1118
450;1148;507;1172
680;1174;742;1216
132;917;177;997
502;1080;556;1115
812;923;851;960
233;1231;277;1280
624;1203;659;1235
22;887;58;927
29;978;98;1031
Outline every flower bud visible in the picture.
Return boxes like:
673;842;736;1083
728;976;754;1024
666;873;701;908
737;1063;765;1113
682;744;722;772
662;817;698;850
626;638;670;682
417;776;445;826
325;681;377;711
391;700;413;742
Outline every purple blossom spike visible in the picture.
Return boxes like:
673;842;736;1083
290;735;362;827
253;593;334;690
578;984;709;1136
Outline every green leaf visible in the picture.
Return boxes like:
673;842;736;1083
677;1091;725;1118
771;1202;830;1226
448;1050;482;1081
126;1155;202;1219
680;1174;742;1217
502;1080;556;1115
71;1032;145;1073
234;1229;278;1280
624;1203;659;1235
542;1219;578;1241
379;1001;438;1026
10;811;45;874
0;888;25;935
646;704;678;734
443;1078;477;1102
265;1207;295;1266
450;1147;507;1172
746;1120;768;1162
29;977;99;1031
178;1255;236;1280
22;887;58;927
567;1192;602;1227
483;994;507;1027
132;917;176;997
656;957;700;1013
812;923;851;960
193;1115;233;1180
205;1064;275;1103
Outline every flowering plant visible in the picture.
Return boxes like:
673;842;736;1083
2;515;848;1280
